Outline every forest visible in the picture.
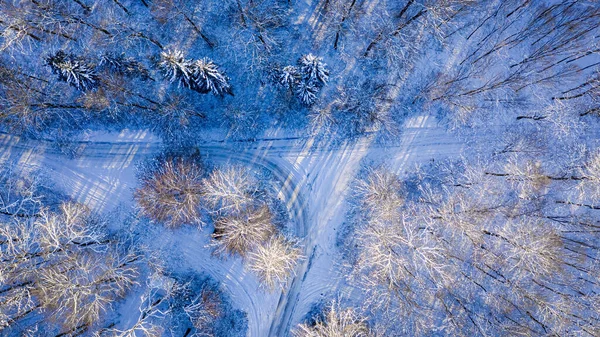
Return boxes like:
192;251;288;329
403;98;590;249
0;0;599;336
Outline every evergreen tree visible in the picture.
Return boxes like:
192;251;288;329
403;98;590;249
278;65;300;90
192;58;233;97
157;50;232;97
157;50;195;89
45;51;98;91
100;53;151;80
272;55;329;105
296;81;318;105
298;54;329;87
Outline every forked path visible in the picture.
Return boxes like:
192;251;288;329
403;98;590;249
0;116;464;336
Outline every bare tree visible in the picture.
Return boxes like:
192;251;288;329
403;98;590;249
149;0;215;48
354;167;404;221
1;202;140;334
233;0;288;66
426;1;600;126
576;150;600;203
0;63;64;133
293;301;373;337
96;273;177;337
348;156;600;335
36;249;139;330
247;235;301;289
211;205;275;257
0;164;44;219
202;165;256;215
183;288;223;336
135;158;205;227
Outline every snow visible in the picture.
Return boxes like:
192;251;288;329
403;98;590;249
0;112;464;336
6;1;594;334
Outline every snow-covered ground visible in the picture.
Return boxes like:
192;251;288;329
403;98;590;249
0;114;464;336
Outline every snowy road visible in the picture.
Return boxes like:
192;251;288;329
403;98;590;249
0;116;464;336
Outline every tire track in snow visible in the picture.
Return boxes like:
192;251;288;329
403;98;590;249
0;118;469;336
0;133;311;337
199;145;310;337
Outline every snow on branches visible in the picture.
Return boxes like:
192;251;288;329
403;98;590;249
247;235;301;290
134;157;302;290
192;58;233;96
46;51;98;91
202;165;256;214
203;165;302;290
211;206;275;257
298;54;329;87
135;158;205;228
275;54;329;105
0;202;140;333
293;301;373;337
158;50;232;97
100;53;151;81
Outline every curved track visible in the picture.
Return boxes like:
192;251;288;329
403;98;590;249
0;119;465;336
0;131;313;337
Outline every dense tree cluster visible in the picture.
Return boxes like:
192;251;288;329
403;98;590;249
0;166;247;336
135;158;301;290
0;201;140;334
1;0;600;335
346;150;600;335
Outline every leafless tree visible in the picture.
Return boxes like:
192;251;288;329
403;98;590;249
354;167;404;221
364;0;476;58
149;0;215;48
555;67;600;117
96;273;177;337
1;202;140;334
202;165;256;215
0;164;44;219
576;150;600;203
36;249;139;330
135;158;205;228
348;157;600;335
211;205;275;257
331;81;398;136
233;0;288;58
183;287;223;336
426;1;600;126
247;235;301;290
0;63;62;133
293;301;373;337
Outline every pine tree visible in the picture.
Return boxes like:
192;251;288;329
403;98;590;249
45;51;98;91
157;50;195;89
296;81;318;105
192;58;233;97
157;50;232;97
298;54;329;86
100;53;151;80
278;65;301;90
